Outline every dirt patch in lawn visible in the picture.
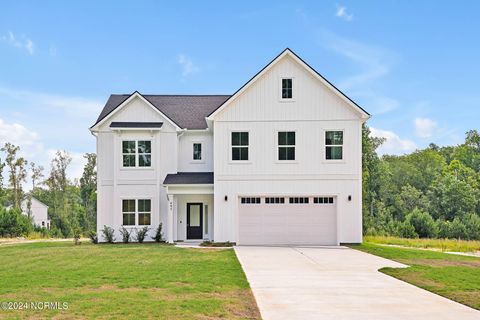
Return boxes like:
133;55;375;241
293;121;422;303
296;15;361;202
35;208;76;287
407;259;480;268
447;291;480;310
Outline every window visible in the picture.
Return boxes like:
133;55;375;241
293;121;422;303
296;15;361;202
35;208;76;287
232;132;249;161
122;199;136;225
278;132;295;160
122;140;152;167
193;143;202;160
122;199;151;226
282;78;293;99
289;197;309;204
314;197;334;204
204;205;208;234
325;131;343;160
138;199;151;225
241;197;261;204
265;197;285;204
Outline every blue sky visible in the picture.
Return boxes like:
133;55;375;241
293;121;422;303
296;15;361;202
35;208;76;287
1;1;479;179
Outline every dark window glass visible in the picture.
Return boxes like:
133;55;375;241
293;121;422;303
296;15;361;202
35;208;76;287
193;143;202;160
325;131;343;160
282;78;293;99
138;213;151;225
326;146;343;160
232;132;249;161
122;141;136;167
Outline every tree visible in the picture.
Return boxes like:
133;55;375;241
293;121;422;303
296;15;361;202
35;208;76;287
80;153;97;231
1;143;28;208
405;208;437;238
30;162;44;190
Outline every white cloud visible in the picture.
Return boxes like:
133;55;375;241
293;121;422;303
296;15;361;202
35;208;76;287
370;127;417;155
414;117;438;139
1;31;35;55
177;54;199;77
336;6;353;21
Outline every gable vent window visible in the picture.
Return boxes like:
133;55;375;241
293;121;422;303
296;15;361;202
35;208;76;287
278;131;295;161
314;197;334;204
232;132;249;161
265;197;285;204
289;197;309;204
193;143;202;160
325;131;343;160
241;197;261;204
282;78;293;99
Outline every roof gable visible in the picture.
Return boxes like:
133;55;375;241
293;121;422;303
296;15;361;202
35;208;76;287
207;48;369;120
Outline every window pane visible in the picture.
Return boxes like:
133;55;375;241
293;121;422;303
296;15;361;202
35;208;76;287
193;143;202;160
278;147;286;160
278;132;287;145
232;147;240;160
138;141;151;153
326;146;343;160
138;199;151;212
232;132;240;146
123;213;135;226
123;155;136;167
287;132;295;145
286;147;295;160
282;79;292;98
138;213;151;225
123;199;135;212
122;141;136;153
240;132;249;146
326;131;343;145
139;154;151;167
240;147;248;160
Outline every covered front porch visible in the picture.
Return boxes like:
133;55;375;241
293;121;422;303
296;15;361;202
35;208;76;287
163;172;214;243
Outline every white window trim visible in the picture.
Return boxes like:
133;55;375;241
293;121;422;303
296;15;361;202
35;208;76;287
191;142;205;164
120;197;153;227
323;129;345;163
275;129;298;164
278;77;296;102
229;130;251;164
121;140;153;169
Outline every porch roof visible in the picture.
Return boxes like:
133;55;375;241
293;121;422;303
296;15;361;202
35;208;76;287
163;172;214;185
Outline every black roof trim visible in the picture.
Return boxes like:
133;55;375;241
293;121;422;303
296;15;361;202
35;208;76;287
163;172;214;185
110;122;163;128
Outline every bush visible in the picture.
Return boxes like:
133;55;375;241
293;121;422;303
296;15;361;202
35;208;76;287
153;223;164;242
398;220;418;238
101;225;115;243
405;208;437;238
449;217;467;239
119;226;133;243
463;213;480;240
435;219;451;239
0;207;33;237
73;227;81;245
88;231;98;244
136;226;149;243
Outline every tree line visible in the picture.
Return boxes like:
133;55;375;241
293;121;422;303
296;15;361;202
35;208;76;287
0;142;96;238
363;126;480;239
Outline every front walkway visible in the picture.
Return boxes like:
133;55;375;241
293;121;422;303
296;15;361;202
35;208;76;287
234;246;480;320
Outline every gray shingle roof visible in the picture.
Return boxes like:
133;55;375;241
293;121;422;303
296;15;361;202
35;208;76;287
110;122;163;128
163;172;214;185
94;94;231;130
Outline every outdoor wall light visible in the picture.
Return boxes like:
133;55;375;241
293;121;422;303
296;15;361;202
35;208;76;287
348;195;352;201
224;195;228;201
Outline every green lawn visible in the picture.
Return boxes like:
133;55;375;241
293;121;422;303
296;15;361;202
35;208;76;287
352;242;480;310
0;242;260;319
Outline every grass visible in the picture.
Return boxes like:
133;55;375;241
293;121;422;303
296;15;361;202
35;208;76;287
0;242;260;319
365;235;480;252
352;242;480;310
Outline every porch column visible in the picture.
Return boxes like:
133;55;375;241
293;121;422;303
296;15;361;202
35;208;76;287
167;194;174;243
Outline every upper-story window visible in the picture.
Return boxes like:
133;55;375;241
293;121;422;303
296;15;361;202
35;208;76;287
193;143;202;160
232;132;249;161
278;131;295;161
122;140;151;167
325;131;343;160
281;78;293;99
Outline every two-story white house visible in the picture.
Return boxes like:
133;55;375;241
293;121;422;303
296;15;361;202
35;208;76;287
90;48;370;245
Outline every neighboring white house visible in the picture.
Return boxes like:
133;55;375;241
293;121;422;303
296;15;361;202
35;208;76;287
90;48;370;245
21;197;50;229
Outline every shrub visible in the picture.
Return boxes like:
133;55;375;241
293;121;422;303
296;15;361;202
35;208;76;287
449;217;467;239
398;220;418;238
435;219;451;239
0;207;33;237
88;231;98;244
101;225;115;243
153;223;164;242
405;208;437;238
463;213;480;240
119;226;133;243
73;227;81;245
136;226;149;243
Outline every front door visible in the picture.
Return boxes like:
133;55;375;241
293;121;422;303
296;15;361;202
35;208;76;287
187;203;203;239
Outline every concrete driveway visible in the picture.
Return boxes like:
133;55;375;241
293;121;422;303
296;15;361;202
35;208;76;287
235;246;480;320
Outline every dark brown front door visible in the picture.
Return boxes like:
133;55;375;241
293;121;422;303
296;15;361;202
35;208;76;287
187;203;203;239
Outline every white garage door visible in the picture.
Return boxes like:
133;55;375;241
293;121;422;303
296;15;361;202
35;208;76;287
238;196;337;245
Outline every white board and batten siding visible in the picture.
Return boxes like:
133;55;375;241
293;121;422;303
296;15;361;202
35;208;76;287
213;54;365;245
